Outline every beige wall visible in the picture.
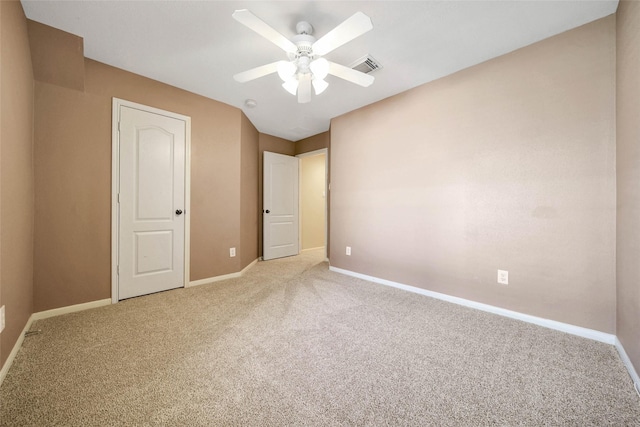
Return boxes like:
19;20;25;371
30;20;255;311
33;81;111;310
331;16;617;333
1;0;3;365
259;133;295;158
27;19;83;91
241;114;259;268
0;0;34;366
295;131;329;156
300;154;326;250
616;1;640;376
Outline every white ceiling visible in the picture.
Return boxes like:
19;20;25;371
21;1;618;141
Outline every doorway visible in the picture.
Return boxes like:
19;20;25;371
263;151;300;261
297;149;328;259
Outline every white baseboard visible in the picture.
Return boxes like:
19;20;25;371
331;266;640;389
329;266;616;345
0;298;111;387
31;298;111;321
615;337;640;389
301;247;325;252
188;258;258;288
0;315;34;387
3;267;638;396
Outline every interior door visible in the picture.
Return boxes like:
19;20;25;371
117;105;186;300
263;151;299;260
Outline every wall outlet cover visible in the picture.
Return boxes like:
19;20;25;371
346;246;351;256
498;269;509;285
0;305;5;333
230;247;236;257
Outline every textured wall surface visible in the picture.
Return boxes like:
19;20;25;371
241;114;259;268
296;132;329;156
0;0;34;366
331;17;616;333
616;0;640;376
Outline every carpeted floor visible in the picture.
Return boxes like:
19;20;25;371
1;249;639;426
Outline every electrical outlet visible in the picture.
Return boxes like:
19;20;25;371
0;305;5;333
230;247;236;257
346;246;351;256
497;270;509;285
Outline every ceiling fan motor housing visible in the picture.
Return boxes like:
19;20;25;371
295;21;313;35
292;33;316;60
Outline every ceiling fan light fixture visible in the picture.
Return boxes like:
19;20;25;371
282;79;299;95
277;61;297;82
310;58;329;80
312;78;329;95
233;10;374;104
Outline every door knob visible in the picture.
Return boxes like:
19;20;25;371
265;209;270;214
176;209;183;215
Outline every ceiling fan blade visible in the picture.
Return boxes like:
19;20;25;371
234;61;282;83
233;9;297;54
312;12;373;56
327;61;375;87
298;74;312;103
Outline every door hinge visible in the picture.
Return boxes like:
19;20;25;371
117;265;119;275
118;121;121;132
117;193;120;203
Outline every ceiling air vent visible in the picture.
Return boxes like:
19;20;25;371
350;55;382;74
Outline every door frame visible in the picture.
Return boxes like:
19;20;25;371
296;148;328;259
111;98;192;303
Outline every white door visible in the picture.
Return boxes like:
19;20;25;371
263;151;299;260
117;105;187;300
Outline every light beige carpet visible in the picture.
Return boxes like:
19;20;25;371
1;249;639;426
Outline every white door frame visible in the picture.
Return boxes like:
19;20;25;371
111;98;191;303
296;148;329;259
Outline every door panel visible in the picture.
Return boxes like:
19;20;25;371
135;231;173;275
263;151;299;260
119;106;186;299
136;128;175;220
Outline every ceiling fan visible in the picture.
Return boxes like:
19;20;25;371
232;9;375;104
